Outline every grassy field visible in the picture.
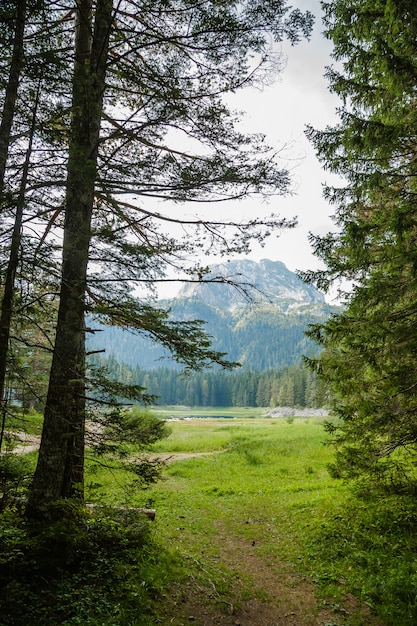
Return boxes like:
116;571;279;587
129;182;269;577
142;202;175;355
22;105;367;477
83;408;417;625
145;412;340;569
3;408;417;624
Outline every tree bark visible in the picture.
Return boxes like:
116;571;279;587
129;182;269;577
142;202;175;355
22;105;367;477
26;0;112;518
0;0;26;436
0;0;26;196
0;80;41;451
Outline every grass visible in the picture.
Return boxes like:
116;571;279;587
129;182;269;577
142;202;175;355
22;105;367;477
140;411;417;624
91;412;354;622
3;407;417;624
144;415;341;559
2;409;44;436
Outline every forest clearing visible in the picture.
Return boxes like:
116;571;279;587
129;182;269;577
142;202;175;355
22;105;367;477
3;410;416;625
2;2;417;624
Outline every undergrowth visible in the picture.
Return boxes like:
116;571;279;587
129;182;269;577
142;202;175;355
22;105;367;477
305;492;417;625
0;503;184;625
3;414;417;624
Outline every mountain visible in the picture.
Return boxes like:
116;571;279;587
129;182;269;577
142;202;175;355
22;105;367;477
87;259;338;371
177;259;325;307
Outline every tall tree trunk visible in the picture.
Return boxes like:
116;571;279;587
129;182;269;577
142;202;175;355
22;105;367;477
0;79;41;451
26;0;112;519
0;0;26;448
0;0;26;196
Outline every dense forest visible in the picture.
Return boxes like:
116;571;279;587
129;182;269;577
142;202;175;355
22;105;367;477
87;303;331;372
301;0;417;491
86;259;336;373
85;260;332;410
88;355;327;408
8;258;334;411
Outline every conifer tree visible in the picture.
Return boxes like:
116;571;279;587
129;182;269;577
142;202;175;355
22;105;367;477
0;2;73;448
302;0;417;490
24;0;313;518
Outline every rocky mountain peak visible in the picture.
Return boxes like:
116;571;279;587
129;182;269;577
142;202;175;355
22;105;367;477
177;259;324;308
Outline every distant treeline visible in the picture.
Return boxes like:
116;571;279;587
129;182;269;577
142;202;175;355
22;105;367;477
89;354;328;408
87;309;330;373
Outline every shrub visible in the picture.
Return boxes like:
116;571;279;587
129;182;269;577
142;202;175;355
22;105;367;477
0;454;32;512
0;503;162;625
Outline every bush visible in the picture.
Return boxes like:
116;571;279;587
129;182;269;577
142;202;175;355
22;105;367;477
92;406;171;456
0;503;165;625
0;454;33;511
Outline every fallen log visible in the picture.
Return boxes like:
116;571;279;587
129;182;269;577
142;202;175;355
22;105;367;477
86;504;156;520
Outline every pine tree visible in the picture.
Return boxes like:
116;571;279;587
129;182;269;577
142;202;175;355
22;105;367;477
0;0;26;194
0;1;68;447
303;0;417;490
25;0;313;518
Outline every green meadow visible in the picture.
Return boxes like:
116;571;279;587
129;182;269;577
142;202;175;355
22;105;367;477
3;408;417;624
84;409;417;625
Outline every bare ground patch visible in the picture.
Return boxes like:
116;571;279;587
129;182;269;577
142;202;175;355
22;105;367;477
159;524;384;626
6;432;41;455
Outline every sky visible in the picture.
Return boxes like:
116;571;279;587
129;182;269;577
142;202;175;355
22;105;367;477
160;0;343;301
238;1;341;271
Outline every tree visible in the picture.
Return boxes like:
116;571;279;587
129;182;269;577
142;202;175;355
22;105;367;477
0;1;28;447
0;0;64;447
302;0;417;490
26;0;114;515
23;0;314;518
0;0;26;195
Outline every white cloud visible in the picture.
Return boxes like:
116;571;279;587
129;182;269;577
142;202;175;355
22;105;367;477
157;0;344;301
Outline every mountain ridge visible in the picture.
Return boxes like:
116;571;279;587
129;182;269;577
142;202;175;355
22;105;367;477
88;259;337;371
176;258;325;308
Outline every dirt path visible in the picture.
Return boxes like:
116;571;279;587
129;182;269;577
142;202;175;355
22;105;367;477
8;441;384;623
10;436;223;461
152;452;385;626
6;432;41;455
163;524;384;626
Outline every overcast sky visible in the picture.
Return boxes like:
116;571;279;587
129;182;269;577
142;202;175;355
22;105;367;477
228;1;340;270
160;0;343;300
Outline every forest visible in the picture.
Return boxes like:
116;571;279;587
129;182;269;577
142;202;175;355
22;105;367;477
88;357;327;408
1;1;417;624
86;291;335;372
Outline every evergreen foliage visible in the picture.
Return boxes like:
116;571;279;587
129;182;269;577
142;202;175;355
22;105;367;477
87;258;336;374
88;306;325;372
88;355;327;408
0;1;313;517
302;0;417;491
0;1;64;451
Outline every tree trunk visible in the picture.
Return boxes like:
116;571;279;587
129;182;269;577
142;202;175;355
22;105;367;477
0;0;26;196
0;79;40;451
0;0;26;452
26;0;112;519
0;0;26;438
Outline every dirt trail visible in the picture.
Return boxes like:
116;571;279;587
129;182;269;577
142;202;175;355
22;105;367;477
5;432;41;455
10;438;225;462
8;441;384;624
165;525;384;626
